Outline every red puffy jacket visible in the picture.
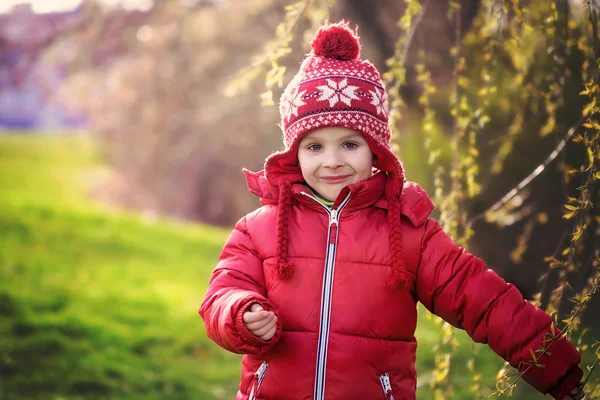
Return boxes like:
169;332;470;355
200;171;582;400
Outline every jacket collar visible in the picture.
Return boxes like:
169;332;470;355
244;168;386;211
292;172;386;211
244;168;435;226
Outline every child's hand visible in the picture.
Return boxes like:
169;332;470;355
243;303;277;341
562;385;585;400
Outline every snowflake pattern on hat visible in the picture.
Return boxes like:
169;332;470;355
317;78;360;107
369;86;388;118
281;86;306;122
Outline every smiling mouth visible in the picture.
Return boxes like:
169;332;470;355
321;175;351;183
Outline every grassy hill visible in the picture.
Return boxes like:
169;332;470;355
0;132;558;399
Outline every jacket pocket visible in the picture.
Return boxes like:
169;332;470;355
379;372;395;400
248;361;269;400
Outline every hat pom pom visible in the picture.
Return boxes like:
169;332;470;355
311;21;360;61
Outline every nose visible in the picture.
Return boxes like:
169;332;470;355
322;150;344;169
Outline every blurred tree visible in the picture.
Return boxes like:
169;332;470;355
60;0;290;224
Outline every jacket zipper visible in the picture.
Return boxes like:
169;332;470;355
300;191;351;400
248;361;268;400
379;372;395;400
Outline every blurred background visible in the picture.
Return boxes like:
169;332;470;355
0;0;599;399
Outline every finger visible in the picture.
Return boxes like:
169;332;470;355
252;317;276;337
259;323;277;341
252;318;277;338
250;303;264;313
243;310;270;324
245;314;275;331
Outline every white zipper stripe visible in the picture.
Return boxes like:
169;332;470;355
301;192;351;400
318;237;340;398
314;242;333;399
300;190;333;400
316;242;336;399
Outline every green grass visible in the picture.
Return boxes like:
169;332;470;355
0;132;562;399
0;133;240;399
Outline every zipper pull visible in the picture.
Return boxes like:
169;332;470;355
380;373;395;400
249;362;268;400
329;209;338;225
255;361;268;378
328;209;338;244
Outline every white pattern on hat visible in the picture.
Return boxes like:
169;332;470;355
369;86;388;118
281;86;307;122
316;78;360;107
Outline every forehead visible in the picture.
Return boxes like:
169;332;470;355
300;127;365;142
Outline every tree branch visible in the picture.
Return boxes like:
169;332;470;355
467;114;587;226
225;0;312;83
588;0;600;67
401;0;430;63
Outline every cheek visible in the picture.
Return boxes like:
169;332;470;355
359;151;375;171
297;155;315;178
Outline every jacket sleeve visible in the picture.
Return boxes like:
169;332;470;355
415;218;582;399
199;215;282;355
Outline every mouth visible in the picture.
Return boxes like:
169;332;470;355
320;175;351;184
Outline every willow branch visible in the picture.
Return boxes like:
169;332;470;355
490;0;507;38
494;264;600;398
401;0;430;62
588;0;600;65
467;114;586;226
581;357;599;390
450;3;463;199
226;0;312;82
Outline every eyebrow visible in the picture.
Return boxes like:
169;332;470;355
339;133;363;141
300;132;363;143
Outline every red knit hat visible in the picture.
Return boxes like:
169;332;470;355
264;21;408;289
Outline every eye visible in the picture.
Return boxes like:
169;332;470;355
307;143;322;151
342;141;358;149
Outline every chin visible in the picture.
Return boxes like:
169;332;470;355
324;192;340;201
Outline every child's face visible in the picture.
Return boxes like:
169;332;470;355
297;127;374;202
